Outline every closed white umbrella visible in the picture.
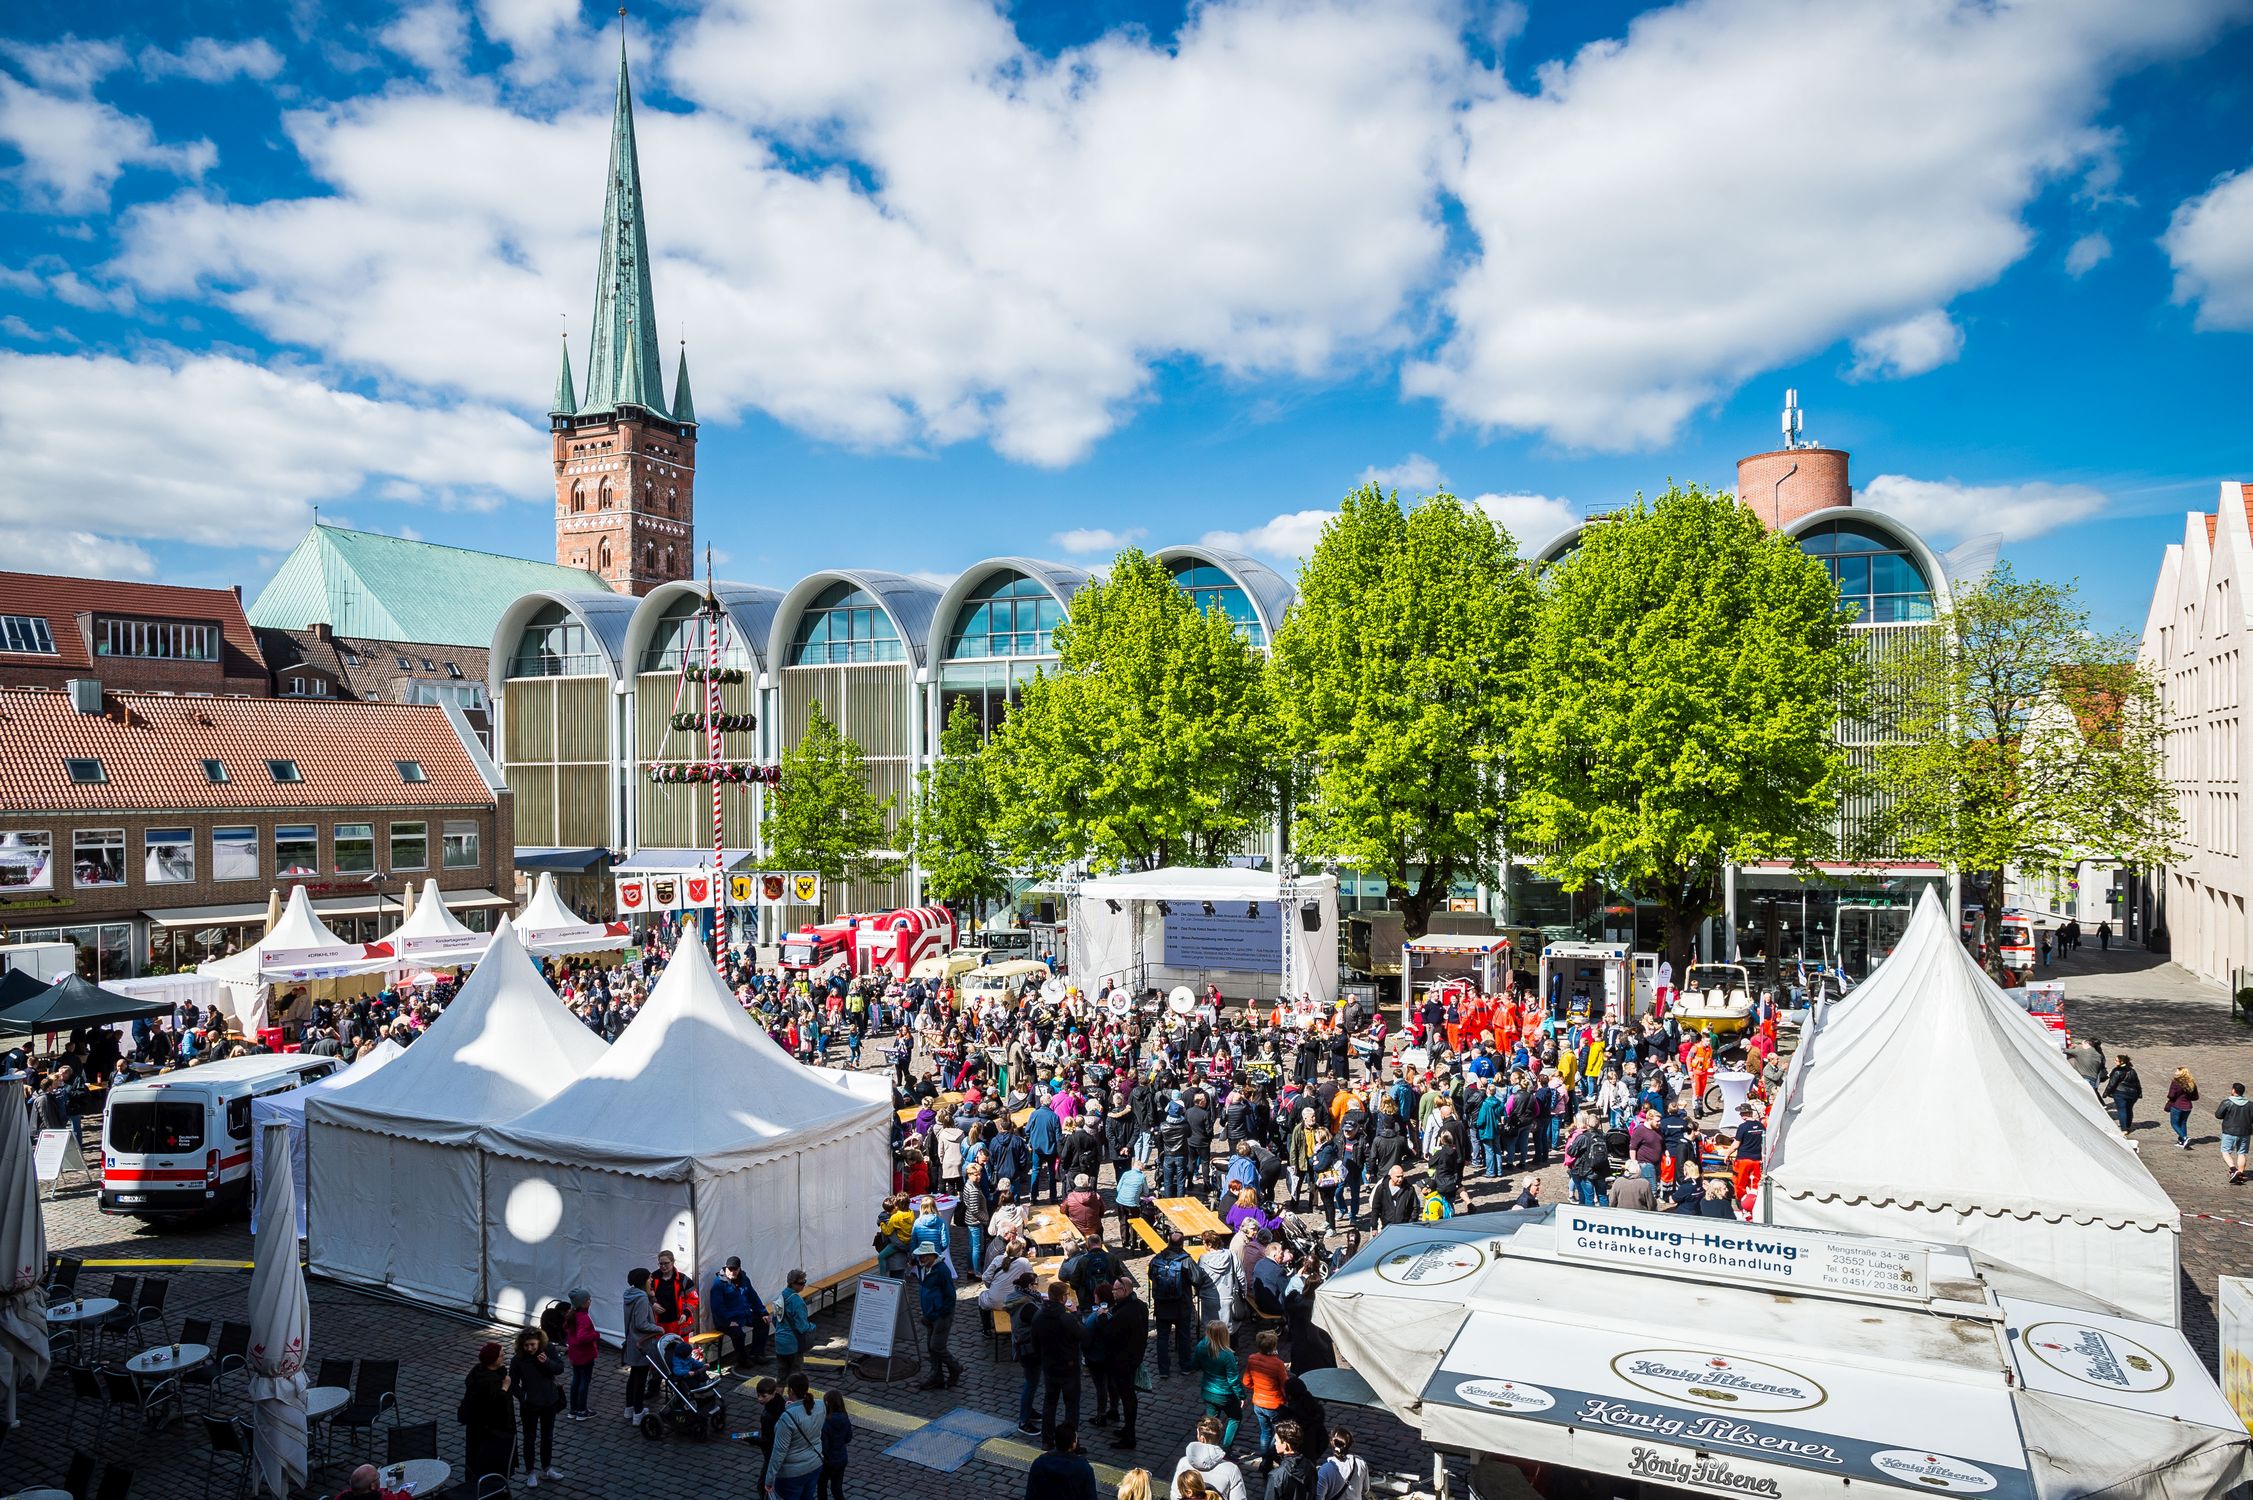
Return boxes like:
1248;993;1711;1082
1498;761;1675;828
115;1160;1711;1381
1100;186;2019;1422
246;1120;309;1496
0;1080;47;1427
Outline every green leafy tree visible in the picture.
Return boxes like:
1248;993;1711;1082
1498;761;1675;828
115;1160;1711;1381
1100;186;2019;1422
910;697;1011;919
1512;482;1861;969
1272;485;1534;938
987;548;1277;873
762;700;899;918
1864;562;2176;976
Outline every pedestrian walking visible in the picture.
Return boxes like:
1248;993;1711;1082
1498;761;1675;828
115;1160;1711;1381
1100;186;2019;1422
914;1243;965;1389
2166;1068;2200;1149
562;1288;599;1421
775;1269;817;1377
819;1387;853;1500
1025;1420;1098;1500
2218;1082;2252;1185
2101;1054;2143;1135
510;1327;566;1488
621;1267;663;1422
765;1373;826;1500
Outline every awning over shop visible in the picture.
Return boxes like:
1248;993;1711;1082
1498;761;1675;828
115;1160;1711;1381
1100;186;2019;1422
1315;1209;2250;1500
610;848;754;874
145;889;513;927
513;847;611;874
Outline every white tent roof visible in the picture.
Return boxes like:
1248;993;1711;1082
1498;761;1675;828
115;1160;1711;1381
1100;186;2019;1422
1070;866;1337;903
306;920;607;1145
480;938;892;1179
256;1038;404;1125
384;880;489;963
516;872;630;955
255;886;387;979
1316;1211;2249;1500
1765;890;2177;1230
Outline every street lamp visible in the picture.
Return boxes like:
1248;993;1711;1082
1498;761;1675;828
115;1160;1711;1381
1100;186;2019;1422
362;868;395;943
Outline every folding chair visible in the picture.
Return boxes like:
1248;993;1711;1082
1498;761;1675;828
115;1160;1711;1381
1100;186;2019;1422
128;1278;171;1349
331;1358;399;1453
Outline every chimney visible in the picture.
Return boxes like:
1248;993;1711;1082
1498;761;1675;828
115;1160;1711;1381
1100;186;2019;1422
66;678;103;715
1736;390;1851;531
311;622;333;641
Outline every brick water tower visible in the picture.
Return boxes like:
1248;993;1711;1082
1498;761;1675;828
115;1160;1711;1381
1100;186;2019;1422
1736;390;1850;531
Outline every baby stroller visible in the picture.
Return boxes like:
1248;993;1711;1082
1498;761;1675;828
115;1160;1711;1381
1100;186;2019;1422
640;1334;728;1441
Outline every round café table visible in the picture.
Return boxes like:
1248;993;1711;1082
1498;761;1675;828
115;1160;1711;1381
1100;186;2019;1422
306;1384;349;1421
126;1342;210;1377
378;1459;451;1494
44;1297;118;1327
4;1487;75;1500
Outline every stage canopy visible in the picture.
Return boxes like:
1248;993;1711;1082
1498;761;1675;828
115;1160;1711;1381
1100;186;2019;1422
1762;889;2181;1324
1067;866;1339;1002
1317;1209;2247;1500
478;939;891;1339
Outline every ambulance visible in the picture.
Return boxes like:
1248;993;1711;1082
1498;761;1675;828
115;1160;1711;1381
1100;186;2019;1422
99;1053;341;1222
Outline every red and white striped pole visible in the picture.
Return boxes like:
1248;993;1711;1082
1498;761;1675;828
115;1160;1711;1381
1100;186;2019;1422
707;598;726;971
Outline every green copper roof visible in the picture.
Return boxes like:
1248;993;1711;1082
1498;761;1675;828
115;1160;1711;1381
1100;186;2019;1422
576;28;668;421
248;524;607;647
551;333;577;417
671;343;696;425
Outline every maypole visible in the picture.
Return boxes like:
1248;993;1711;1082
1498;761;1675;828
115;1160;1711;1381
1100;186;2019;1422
705;563;725;969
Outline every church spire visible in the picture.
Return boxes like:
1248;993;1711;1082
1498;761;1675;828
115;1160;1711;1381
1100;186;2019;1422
577;11;667;419
550;330;577;417
672;340;696;426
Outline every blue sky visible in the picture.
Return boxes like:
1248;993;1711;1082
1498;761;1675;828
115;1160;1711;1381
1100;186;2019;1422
2;0;2251;633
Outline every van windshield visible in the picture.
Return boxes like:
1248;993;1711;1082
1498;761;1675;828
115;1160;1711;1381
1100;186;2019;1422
108;1100;204;1154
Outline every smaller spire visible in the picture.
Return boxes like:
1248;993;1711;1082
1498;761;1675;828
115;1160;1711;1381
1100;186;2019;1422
550;330;578;418
672;340;696;426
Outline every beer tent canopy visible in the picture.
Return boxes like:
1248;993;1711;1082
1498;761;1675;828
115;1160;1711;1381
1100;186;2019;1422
249;1038;403;1236
0;973;172;1038
477;939;892;1339
305;920;605;1311
253;886;391;980
515;872;629;957
1761;889;2181;1324
1315;1210;2249;1500
383;879;489;966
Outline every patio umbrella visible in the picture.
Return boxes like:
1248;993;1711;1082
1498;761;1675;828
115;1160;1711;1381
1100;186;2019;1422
246;1121;309;1497
0;1080;48;1427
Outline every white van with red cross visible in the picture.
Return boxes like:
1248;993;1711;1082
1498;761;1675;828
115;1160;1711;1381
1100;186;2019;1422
99;1053;341;1222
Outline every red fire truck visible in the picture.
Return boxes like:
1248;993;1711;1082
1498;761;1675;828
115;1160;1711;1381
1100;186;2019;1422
780;905;959;981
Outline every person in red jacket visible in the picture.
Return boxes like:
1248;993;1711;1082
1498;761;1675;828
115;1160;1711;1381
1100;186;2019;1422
650;1249;699;1339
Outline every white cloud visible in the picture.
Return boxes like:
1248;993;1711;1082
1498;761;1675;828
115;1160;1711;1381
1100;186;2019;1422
1847;309;1964;382
0;36;126;92
1472;492;1579;552
2065;231;2112;277
2164;162;2253;331
1201;509;1335;567
1858;474;2106;544
0;349;547;553
381;1;473;78
1407;0;2233;448
138;38;285;84
0;527;155;580
0;72;213;212
1051;526;1146;555
1358;453;1447;493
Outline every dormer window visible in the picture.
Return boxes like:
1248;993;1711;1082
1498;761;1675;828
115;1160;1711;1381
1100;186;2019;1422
0;615;55;653
65;757;105;784
268;759;303;784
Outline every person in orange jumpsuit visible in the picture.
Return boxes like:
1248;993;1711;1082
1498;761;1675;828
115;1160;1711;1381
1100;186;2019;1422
1690;1036;1715;1118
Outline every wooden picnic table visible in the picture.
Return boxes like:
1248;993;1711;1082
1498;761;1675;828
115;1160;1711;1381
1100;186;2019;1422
1022;1211;1076;1248
1154;1196;1229;1240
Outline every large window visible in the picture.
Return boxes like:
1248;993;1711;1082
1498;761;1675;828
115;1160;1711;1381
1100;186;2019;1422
391;821;428;871
938;660;1047;738
0;830;54;892
275;824;319;877
640;595;752;674
333;823;376;874
945;571;1064;660
93;616;217;661
442;820;480;868
1166;559;1264;643
73;828;125;888
789;583;904;665
0;615;55;653
213;826;258;882
144;827;194;884
509;603;604;677
1797;519;1935;624
406;680;487;710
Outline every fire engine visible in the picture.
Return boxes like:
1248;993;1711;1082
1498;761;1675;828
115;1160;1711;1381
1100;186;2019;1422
779;905;959;980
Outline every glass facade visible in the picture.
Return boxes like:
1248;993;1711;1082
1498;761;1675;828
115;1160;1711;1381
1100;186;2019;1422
275;824;318;877
510;603;605;677
790;583;905;665
944;571;1063;660
212;826;257;882
1798;519;1934;623
640;594;754;673
1166;559;1264;643
937;659;1049;737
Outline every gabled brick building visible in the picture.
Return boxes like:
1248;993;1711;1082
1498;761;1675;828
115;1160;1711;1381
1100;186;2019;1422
0;571;269;696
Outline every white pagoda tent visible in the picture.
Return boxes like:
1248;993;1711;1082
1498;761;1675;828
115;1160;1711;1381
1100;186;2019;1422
382;879;490;966
305;921;606;1311
477;940;891;1339
195;886;392;1033
1762;889;2182;1324
249;1038;404;1236
515;873;630;957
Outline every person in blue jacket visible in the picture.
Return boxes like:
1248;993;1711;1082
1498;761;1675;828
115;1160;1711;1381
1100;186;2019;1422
914;1243;965;1390
708;1255;770;1372
1025;1093;1064;1203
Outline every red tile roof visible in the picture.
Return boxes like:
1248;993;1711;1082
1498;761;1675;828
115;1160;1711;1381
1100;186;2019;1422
2206;513;2218;545
0;571;266;678
0;689;498;812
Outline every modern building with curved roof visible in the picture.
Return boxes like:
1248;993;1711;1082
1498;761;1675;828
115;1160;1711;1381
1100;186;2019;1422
1154;544;1296;646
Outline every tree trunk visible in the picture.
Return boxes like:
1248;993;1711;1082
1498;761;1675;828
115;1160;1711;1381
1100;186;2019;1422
1660;901;1701;980
1396;880;1441;943
1982;868;2008;982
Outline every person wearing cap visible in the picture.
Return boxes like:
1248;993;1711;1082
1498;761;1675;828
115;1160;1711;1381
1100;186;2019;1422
459;1339;515;1496
913;1243;965;1390
710;1255;771;1372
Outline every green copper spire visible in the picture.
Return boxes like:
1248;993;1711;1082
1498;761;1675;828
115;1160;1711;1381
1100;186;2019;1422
550;331;577;417
577;16;668;420
671;341;696;426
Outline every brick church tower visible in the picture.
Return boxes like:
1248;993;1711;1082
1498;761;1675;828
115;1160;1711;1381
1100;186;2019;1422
552;25;695;597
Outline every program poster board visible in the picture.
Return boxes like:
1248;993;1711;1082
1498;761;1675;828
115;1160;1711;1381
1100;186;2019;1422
1162;903;1282;972
848;1274;912;1359
34;1126;85;1187
2224;1276;2253;1436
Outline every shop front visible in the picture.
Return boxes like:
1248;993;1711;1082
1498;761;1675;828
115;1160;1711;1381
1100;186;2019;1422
1729;862;1948;982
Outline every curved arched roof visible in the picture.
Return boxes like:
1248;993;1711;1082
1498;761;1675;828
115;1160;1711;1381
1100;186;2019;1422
1783;508;1956;617
1532;522;1591;569
624;580;786;676
768;569;947;672
488;588;636;698
1153;544;1296;641
930;557;1093;657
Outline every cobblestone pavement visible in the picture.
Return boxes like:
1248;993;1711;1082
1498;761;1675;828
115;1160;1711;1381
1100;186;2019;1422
8;956;2242;1496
